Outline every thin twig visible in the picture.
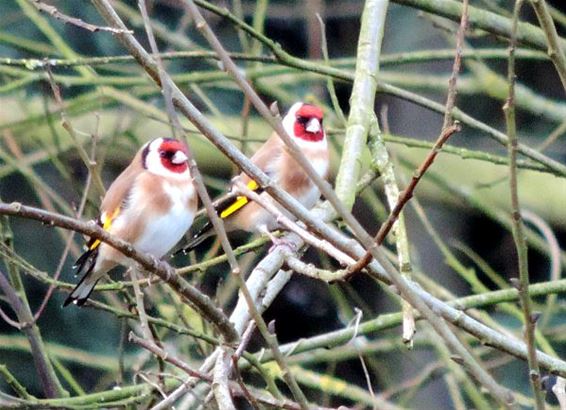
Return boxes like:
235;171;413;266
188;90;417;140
521;210;561;329
129;268;156;346
32;129;100;322
0;306;22;329
32;0;133;33
442;0;468;129
0;365;32;400
504;1;545;408
44;65;105;196
529;0;566;93
537;119;566;151
316;14;347;126
232;355;260;410
0;49;549;71
347;123;461;275
285;254;347;282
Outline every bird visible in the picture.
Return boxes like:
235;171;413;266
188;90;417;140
64;137;197;307
180;101;328;253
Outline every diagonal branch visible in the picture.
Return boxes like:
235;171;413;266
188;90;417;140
347;123;461;275
0;269;66;398
32;0;133;33
0;201;238;343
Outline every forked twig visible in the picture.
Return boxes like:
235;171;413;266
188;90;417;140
347;123;461;276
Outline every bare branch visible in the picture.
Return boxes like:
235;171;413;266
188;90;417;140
504;1;545;407
33;0;133;33
0;202;238;343
348;123;461;275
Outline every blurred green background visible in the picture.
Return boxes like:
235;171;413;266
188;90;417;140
0;1;565;408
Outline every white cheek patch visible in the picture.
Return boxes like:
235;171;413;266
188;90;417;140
282;102;302;134
144;138;164;173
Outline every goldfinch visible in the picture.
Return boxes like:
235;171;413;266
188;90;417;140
181;102;328;252
64;137;197;306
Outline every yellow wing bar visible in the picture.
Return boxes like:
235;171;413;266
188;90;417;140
219;180;259;219
88;207;120;251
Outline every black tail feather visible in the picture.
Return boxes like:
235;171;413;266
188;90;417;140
63;247;99;307
72;248;94;272
176;184;265;255
175;220;214;255
176;192;242;255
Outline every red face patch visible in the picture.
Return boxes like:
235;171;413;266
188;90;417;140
159;138;189;173
293;104;325;142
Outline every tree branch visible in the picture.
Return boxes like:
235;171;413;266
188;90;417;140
0;201;238;343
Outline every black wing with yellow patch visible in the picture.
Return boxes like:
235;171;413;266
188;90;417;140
219;179;260;218
72;207;121;277
178;180;263;254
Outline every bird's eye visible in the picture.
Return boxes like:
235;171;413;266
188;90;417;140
296;116;308;125
160;151;173;158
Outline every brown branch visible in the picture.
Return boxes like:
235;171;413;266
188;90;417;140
347;123;461;275
442;0;468;129
145;0;241;276
0;201;238;343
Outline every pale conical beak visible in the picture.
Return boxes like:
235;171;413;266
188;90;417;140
305;118;321;133
172;151;188;164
